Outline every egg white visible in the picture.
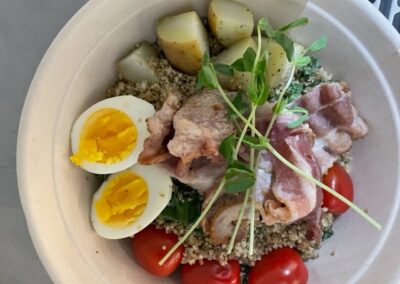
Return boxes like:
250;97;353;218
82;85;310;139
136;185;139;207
91;164;173;239
70;96;155;174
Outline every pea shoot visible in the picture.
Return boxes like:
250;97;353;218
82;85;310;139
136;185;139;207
159;16;381;266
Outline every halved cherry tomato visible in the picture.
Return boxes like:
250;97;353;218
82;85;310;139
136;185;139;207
132;225;183;277
322;163;354;214
181;259;240;284
248;248;308;284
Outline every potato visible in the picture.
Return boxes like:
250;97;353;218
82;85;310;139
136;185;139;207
260;38;305;88
212;37;257;90
208;0;254;47
157;11;209;75
117;42;159;83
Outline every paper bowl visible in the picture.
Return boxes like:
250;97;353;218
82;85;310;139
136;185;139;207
17;0;400;283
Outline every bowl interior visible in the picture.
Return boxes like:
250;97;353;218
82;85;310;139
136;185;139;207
18;0;400;283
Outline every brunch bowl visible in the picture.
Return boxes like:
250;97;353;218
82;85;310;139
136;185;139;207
17;0;400;283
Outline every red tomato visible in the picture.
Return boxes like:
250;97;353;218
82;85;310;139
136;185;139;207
322;163;354;214
181;259;240;284
132;225;183;277
248;248;308;284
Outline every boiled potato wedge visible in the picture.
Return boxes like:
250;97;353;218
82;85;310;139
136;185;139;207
212;37;257;90
260;38;304;88
208;0;254;47
117;42;159;83
157;11;209;75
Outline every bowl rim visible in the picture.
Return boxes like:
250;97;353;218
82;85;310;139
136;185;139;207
17;0;400;283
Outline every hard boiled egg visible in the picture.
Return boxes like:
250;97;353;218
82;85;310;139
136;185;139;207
70;96;155;174
91;164;172;239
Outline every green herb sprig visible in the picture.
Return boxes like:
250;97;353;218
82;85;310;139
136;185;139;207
159;17;381;266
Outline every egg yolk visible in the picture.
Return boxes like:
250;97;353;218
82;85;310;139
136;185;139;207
95;171;148;228
70;108;137;166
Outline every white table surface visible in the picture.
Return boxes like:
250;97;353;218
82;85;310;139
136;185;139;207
0;1;86;283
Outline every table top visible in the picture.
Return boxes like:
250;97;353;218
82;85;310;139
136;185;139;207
0;1;397;283
0;1;86;283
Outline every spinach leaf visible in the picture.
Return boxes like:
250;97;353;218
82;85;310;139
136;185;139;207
159;180;202;226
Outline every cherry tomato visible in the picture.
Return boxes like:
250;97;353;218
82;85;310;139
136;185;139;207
248;248;308;284
181;259;240;284
132;225;183;277
322;163;354;214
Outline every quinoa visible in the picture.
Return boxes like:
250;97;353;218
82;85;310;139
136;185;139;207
106;57;197;110
338;152;352;170
109;42;341;269
155;210;334;266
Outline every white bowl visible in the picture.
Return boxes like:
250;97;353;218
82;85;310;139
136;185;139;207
17;0;400;283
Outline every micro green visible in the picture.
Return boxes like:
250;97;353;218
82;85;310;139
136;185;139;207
214;63;235;77
160;16;380;266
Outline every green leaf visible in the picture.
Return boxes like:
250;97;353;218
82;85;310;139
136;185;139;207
198;65;219;89
259;17;275;38
219;135;235;163
287;105;308;114
298;56;321;76
322;226;334;241
294;56;312;67
229;91;249;118
202;51;211;66
214;63;234;77
194;78;204;92
243;48;256;71
242;135;269;150
272;98;288;114
273;32;294;61
246;77;258;104
287;114;309;129
258;18;268;31
231;58;246;72
286;82;304;102
278;17;309;32
225;175;256;193
308;35;328;52
225;161;256;193
254;56;267;76
226;160;254;177
255;73;269;105
159;180;202;225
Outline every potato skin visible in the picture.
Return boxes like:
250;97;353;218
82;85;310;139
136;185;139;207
212;37;257;90
158;39;204;75
117;42;159;83
208;0;254;47
157;12;209;75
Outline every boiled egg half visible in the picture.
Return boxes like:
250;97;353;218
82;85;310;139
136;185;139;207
70;96;155;174
91;164;172;239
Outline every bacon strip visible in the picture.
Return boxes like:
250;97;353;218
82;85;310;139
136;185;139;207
139;89;233;193
257;113;322;227
296;82;368;173
138;91;181;164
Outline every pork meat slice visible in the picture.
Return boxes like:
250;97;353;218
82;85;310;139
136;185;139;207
167;89;235;167
139;89;233;193
202;114;323;245
201;192;250;245
259;113;322;228
138;91;181;164
296;82;368;173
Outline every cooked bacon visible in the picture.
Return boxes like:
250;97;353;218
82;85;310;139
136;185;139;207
296;82;368;173
167;89;234;167
201;193;249;245
202;114;323;245
138;91;181;164
164;158;227;194
258;113;322;228
139;89;233;193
